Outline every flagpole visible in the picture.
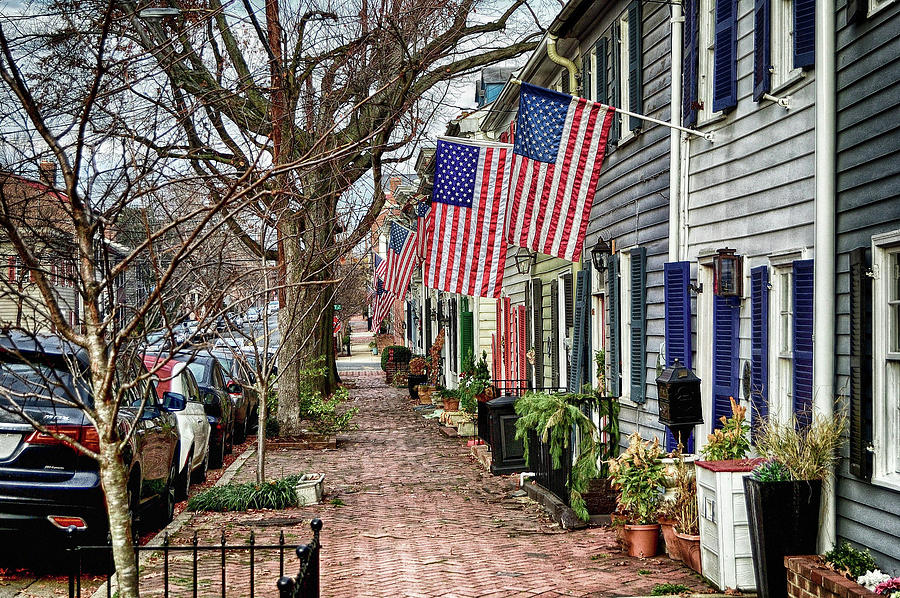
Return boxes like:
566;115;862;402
508;78;715;142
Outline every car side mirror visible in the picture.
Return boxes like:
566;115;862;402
226;382;242;395
201;390;222;415
162;392;187;412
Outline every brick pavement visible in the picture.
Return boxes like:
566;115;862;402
144;375;711;598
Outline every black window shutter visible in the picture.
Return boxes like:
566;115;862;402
609;23;621;145
526;282;534;388
792;259;814;427
750;265;770;442
582;53;592;100
596;37;608;105
630;247;647;403
551;279;560;387
425;296;432;348
664;261;693;369
583;259;593;392
847;0;867;23
569;269;587;392
564;272;574;329
532;279;544;388
450;297;458;373
683;0;700;126
627;0;643;132
848;248;873;480
753;0;772;102
608;255;621;396
713;0;738;112
794;0;816;68
561;70;570;95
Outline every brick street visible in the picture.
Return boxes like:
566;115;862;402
145;373;710;598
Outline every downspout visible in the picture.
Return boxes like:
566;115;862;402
814;0;837;552
669;3;684;263
546;35;580;94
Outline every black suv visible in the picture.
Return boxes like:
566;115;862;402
0;335;180;543
211;350;259;443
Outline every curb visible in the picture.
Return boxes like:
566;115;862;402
89;444;257;598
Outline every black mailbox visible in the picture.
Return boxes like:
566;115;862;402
656;359;703;448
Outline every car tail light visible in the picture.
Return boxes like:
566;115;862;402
26;425;102;453
47;515;87;530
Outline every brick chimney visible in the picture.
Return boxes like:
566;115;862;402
38;160;57;187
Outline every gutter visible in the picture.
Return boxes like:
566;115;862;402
668;3;684;262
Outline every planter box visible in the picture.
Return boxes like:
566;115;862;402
294;473;325;506
456;419;476;437
696;459;763;591
785;556;876;598
441;411;467;426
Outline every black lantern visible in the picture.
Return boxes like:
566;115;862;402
590;236;612;271
713;247;743;297
656;359;703;448
514;247;535;275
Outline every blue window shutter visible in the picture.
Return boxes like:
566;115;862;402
596;37;609;105
582;53;592;100
569;270;587;392
627;0;643;132
712;295;740;428
608;255;621;396
753;0;772;102
609;23;621;145
664;261;693;369
792;259;814;427
683;0;700;126
713;0;738;112
793;0;816;68
630;247;647;403
750;266;769;441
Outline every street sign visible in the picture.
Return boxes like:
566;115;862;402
334;304;342;311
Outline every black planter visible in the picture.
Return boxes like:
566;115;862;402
743;477;822;598
407;374;428;400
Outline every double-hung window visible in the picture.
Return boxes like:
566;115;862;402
872;231;900;489
752;0;815;101
773;267;793;423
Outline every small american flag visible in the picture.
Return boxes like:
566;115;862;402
371;254;394;329
385;221;418;296
506;82;616;262
415;200;431;260
423;138;511;298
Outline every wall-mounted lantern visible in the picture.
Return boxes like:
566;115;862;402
514;247;536;276
591;236;612;271
713;247;743;297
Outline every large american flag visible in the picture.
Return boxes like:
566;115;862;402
371;254;394;330
385;221;418;296
506;82;616;262
415;200;431;260
423;138;511;299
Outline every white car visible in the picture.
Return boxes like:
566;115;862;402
265;301;279;315
245;307;262;323
214;337;246;350
144;355;212;500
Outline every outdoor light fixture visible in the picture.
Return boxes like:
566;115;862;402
713;247;743;297
590;236;612;271
514;247;536;275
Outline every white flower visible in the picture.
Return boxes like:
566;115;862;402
858;570;891;591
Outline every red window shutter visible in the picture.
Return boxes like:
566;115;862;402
518;305;527;392
509;121;516;146
7;256;14;282
503;297;512;382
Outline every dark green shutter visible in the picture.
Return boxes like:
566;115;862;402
584;259;593;392
609;23;621;145
561;70;570;94
449;297;458;373
424;296;432;348
582;53;591;100
608;255;621;397
627;0;643;131
630;247;647;403
849;248;873;480
596;37;609;106
460;308;474;365
525;282;533;388
551;278;560;387
568;270;587;392
564;272;574;330
532;279;544;387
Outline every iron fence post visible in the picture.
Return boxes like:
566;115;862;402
277;576;295;598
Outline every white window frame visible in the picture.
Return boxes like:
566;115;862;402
770;265;794;425
869;0;895;17
769;0;804;91
619;250;633;402
697;0;723;124
872;230;900;491
617;13;635;143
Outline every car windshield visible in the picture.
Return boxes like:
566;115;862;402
0;361;91;409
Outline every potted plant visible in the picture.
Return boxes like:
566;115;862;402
608;432;665;558
657;499;681;561
695;397;758;591
744;410;846;598
408;356;428;401
673;452;701;574
439;387;460;412
369;340;378;355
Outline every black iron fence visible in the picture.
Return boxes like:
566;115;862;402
65;518;322;598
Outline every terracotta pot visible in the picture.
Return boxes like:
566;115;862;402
658;519;682;561
443;397;460;411
623;524;659;558
675;531;701;573
418;387;433;403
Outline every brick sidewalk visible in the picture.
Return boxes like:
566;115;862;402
145;375;710;598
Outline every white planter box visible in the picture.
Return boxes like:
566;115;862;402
294;473;325;506
456;420;476;436
696;460;759;592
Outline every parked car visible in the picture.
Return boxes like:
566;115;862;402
142;356;211;500
225;312;244;329
245;307;262;323
0;334;180;543
265;301;279;315
165;351;235;468
211;350;258;443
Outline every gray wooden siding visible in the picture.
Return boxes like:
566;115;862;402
585;0;672;445
833;0;900;573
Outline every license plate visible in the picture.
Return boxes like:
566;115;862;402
0;433;22;460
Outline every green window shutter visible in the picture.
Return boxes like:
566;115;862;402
525;284;533;388
568;270;587;392
532;279;544;387
551;278;560;387
561;70;570;94
630;247;647;403
424;297;432;348
608;255;621;396
460;308;474;365
627;0;643;132
449;297;458;373
581;53;592;100
848;248;873;480
609;23;621;145
583;259;593;392
564;272;574;330
596;37;609;106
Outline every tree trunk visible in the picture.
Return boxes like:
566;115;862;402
256;377;268;483
98;440;138;598
276;215;303;436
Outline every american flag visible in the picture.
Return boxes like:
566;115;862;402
506;82;616;262
371;254;394;329
423;138;511;298
385;221;418;296
415;200;431;259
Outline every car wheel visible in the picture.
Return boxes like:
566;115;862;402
225;423;234;455
176;451;192;502
154;461;177;529
209;434;224;469
234;415;246;444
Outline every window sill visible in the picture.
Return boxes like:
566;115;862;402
871;472;900;493
769;71;808;98
696;111;727;129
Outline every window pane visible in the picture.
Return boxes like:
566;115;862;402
892;252;900;301
891;303;900;353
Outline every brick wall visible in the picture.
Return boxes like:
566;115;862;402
785;556;876;598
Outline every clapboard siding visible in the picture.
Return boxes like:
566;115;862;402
833;0;900;572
